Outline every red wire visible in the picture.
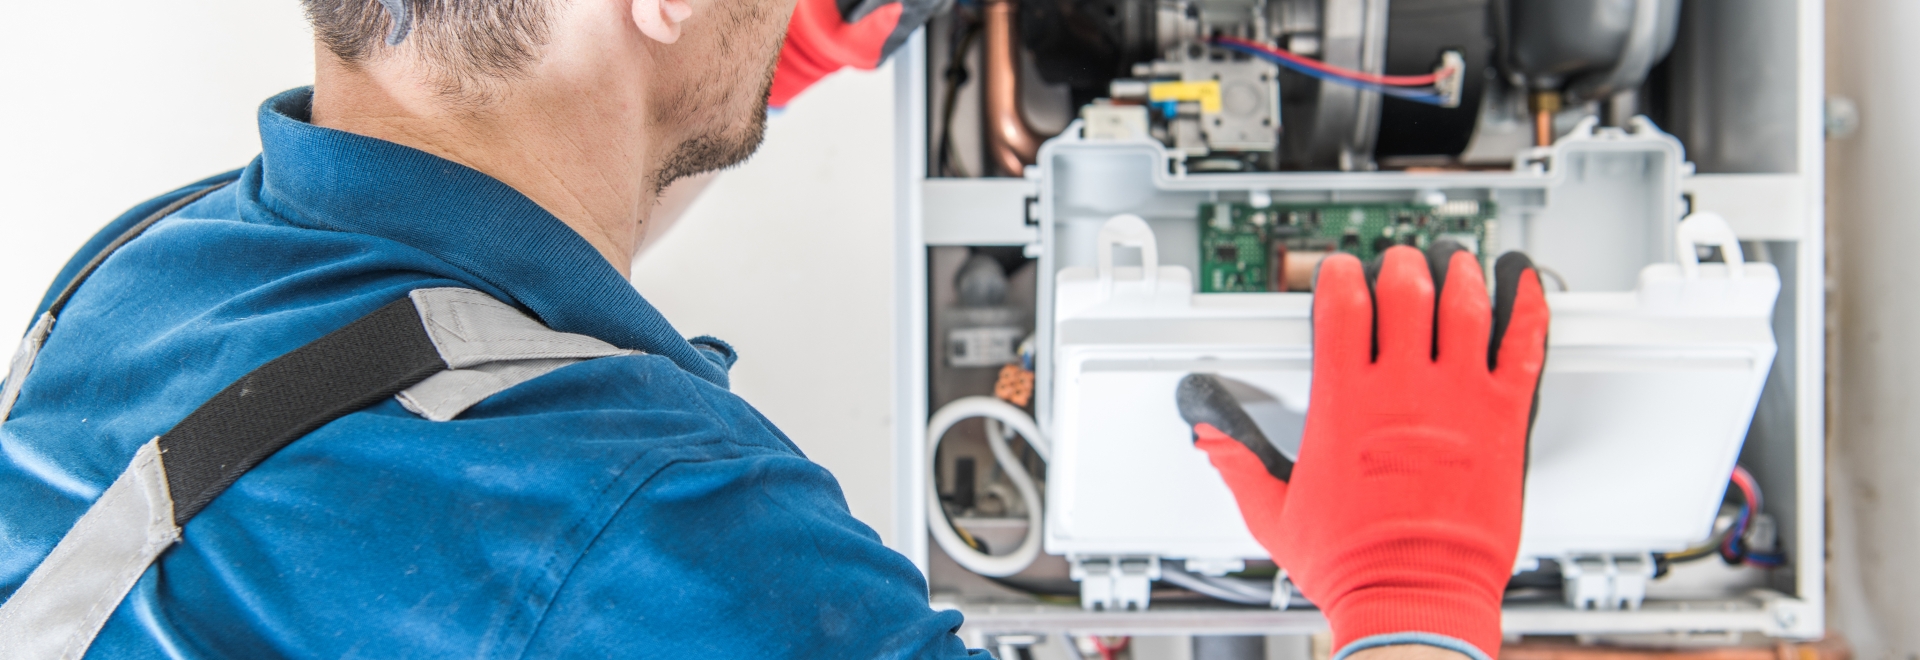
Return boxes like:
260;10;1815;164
1731;466;1762;512
1213;36;1448;87
1090;636;1131;660
1722;466;1762;558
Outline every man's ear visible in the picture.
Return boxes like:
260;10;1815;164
633;0;695;44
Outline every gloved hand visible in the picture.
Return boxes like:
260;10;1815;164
769;0;939;108
1178;243;1549;660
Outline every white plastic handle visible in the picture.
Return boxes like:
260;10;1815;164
1095;214;1159;298
1676;212;1745;280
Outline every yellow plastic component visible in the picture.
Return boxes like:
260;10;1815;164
1148;80;1222;114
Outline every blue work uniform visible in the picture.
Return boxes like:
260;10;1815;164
0;88;982;659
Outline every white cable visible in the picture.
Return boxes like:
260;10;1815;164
926;396;1049;577
1160;566;1269;606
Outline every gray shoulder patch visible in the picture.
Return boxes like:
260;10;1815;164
409;288;630;368
0;438;180;659
400;289;637;421
397;358;582;422
0;311;56;422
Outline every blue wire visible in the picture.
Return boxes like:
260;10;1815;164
1212;41;1450;106
1723;502;1751;558
1723;494;1786;567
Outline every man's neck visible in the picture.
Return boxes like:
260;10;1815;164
310;53;658;277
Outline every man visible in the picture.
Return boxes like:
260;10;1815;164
0;0;1546;658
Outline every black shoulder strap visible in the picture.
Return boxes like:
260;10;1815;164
0;184;441;656
0;187;634;658
25;184;547;524
14;181;635;526
158;298;447;523
0;294;454;658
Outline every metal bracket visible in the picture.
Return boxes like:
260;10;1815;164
1561;553;1654;610
1070;555;1161;611
1753;589;1821;638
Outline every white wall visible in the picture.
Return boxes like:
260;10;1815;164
1825;0;1920;655
631;69;900;544
1;2;902;544
0;1;316;335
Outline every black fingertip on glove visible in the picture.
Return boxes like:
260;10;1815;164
1490;251;1543;371
1176;374;1293;482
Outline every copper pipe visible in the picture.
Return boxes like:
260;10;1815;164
1530;90;1563;147
984;0;1043;176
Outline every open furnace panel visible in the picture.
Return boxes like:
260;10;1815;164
894;0;1822;655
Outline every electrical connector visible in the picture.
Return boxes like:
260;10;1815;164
994;364;1034;407
1436;50;1466;108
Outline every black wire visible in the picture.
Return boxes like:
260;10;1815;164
1648;472;1762;568
987;575;1081;599
937;20;981;178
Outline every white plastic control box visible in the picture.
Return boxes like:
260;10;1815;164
1047;204;1781;570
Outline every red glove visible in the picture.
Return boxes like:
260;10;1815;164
1179;243;1549;660
769;0;934;108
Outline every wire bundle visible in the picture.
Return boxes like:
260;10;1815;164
925;397;1049;577
1721;466;1785;567
1209;36;1453;106
1659;465;1785;569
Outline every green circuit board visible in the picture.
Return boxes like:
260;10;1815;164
1199;200;1498;293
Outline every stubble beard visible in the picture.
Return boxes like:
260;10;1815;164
649;39;784;196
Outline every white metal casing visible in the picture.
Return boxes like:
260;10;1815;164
898;0;1828;639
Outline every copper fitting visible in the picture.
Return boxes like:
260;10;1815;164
984;0;1043;176
1530;90;1563;147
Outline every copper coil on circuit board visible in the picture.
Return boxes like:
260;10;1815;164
1277;250;1329;292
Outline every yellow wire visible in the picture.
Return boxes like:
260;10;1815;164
954;523;984;551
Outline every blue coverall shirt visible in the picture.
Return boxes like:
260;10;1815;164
0;88;982;659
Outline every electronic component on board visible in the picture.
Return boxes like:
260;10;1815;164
1198;200;1497;293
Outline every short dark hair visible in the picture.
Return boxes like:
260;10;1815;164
304;0;553;98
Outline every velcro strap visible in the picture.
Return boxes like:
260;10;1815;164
158;298;447;524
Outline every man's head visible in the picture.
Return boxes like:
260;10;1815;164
303;0;794;193
305;0;551;99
